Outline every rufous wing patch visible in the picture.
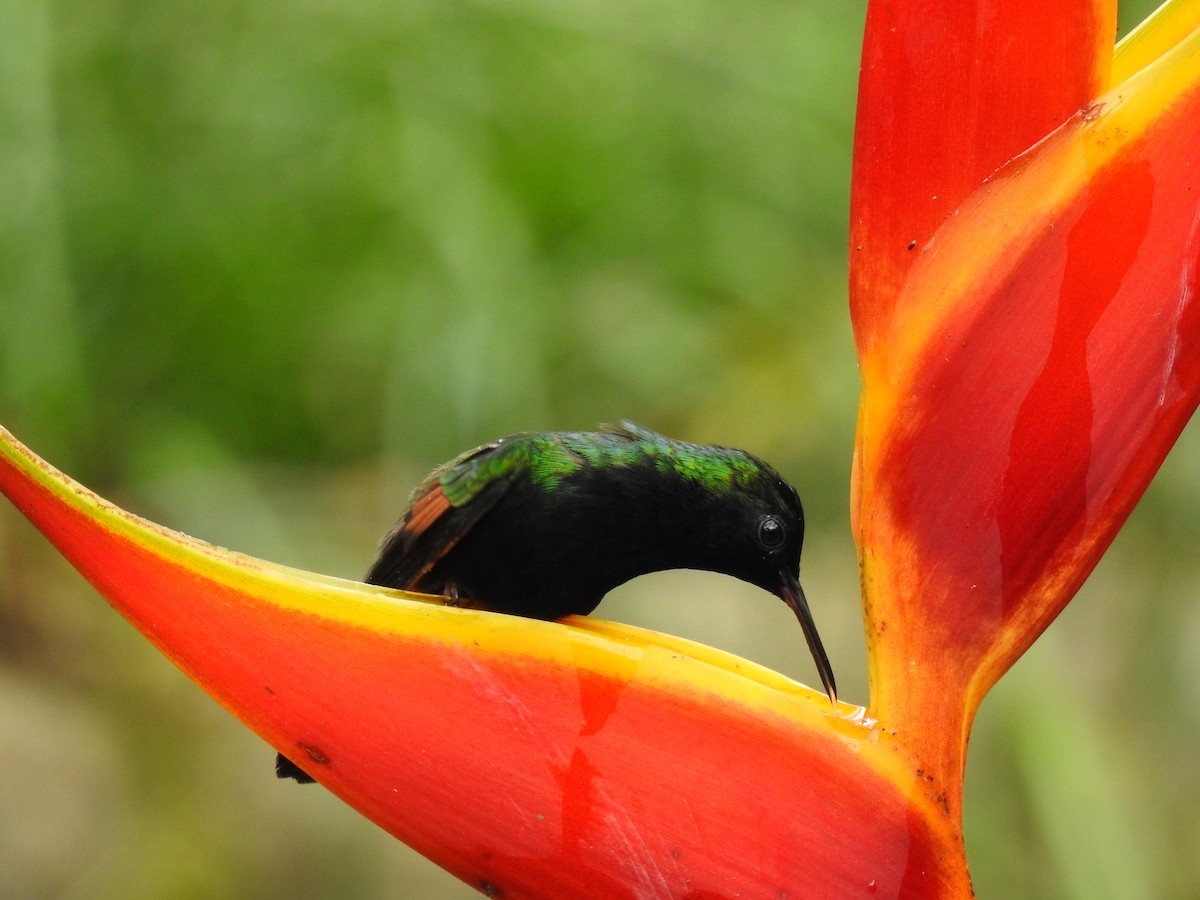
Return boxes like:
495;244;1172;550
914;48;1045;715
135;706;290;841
404;484;452;539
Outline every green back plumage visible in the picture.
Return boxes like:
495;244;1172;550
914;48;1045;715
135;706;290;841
434;440;533;508
433;421;768;509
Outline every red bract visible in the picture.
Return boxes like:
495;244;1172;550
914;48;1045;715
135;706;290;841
0;428;971;896
3;2;1200;896
854;3;1200;795
849;1;1116;357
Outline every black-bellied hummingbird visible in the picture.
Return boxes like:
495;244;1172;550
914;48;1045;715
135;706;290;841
277;422;836;782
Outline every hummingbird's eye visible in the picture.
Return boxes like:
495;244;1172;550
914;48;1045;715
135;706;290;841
757;515;786;551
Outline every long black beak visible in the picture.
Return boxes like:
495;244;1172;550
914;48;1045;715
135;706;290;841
779;569;837;705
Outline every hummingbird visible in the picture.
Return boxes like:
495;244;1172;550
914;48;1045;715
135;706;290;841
276;421;836;783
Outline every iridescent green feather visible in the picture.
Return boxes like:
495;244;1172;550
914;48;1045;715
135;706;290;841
525;439;584;488
601;422;762;492
435;422;765;507
435;440;530;508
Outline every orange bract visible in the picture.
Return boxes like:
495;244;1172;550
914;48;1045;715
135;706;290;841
0;426;971;897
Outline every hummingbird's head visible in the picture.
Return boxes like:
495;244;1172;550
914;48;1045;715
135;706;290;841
719;461;837;705
559;422;838;702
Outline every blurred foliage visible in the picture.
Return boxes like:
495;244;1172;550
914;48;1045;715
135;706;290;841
0;0;1194;897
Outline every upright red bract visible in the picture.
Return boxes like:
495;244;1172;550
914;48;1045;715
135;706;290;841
850;1;1116;357
853;0;1200;798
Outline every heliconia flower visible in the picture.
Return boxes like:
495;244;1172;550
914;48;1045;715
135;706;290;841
3;1;1199;896
852;0;1200;795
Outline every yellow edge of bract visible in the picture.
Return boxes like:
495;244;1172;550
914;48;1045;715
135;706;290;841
869;22;1200;402
859;24;1200;727
0;425;866;736
1113;0;1200;86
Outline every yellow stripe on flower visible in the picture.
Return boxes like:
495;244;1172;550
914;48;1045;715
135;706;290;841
1112;0;1200;86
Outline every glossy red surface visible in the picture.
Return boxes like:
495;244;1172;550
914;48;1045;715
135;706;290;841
858;40;1200;787
850;0;1116;357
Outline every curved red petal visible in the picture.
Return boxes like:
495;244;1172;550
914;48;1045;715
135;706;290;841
0;428;972;897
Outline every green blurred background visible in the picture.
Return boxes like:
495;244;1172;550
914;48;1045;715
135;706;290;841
1;0;1194;897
